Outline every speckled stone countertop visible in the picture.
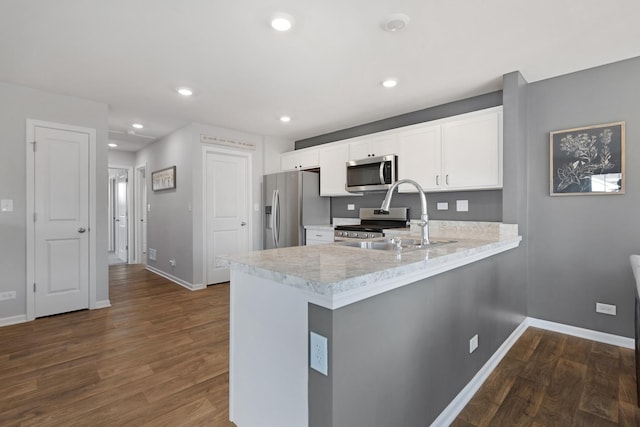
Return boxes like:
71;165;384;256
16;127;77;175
221;221;521;309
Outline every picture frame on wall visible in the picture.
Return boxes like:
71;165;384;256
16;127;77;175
550;121;625;196
152;166;176;191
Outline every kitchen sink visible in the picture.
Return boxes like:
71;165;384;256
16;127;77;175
341;237;456;253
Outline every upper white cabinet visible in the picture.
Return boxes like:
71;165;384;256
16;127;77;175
318;144;354;196
280;147;319;171
348;134;398;160
441;109;502;190
397;124;442;192
397;107;502;192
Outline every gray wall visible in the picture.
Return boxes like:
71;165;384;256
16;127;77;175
0;81;109;319
309;250;525;426
331;190;502;222
136;125;195;284
296;91;503;149
526;57;640;337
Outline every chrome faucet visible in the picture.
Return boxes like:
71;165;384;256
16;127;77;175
380;179;429;245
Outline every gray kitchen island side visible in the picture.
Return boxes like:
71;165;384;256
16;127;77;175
222;221;523;427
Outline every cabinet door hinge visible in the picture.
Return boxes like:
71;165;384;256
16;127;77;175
30;141;37;152
33;283;36;292
33;212;37;222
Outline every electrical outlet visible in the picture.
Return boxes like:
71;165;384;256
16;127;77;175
596;302;616;316
347;204;355;211
456;200;469;212
469;334;479;353
310;332;328;375
0;291;16;301
436;202;448;211
148;248;157;261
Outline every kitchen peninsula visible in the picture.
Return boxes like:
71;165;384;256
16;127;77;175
222;221;522;427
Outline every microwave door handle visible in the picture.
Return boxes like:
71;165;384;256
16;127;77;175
379;162;386;185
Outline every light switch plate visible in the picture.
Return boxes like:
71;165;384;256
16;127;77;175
347;204;355;211
456;200;469;212
436;202;448;211
1;199;13;212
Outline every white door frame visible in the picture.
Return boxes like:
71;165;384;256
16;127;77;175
135;162;147;265
26;119;97;321
108;164;134;264
201;145;253;285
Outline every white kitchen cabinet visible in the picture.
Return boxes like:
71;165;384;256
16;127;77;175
397;124;442;192
280;147;319;171
441;109;502;189
305;228;334;245
397;107;502;192
318;144;356;196
348;134;398;160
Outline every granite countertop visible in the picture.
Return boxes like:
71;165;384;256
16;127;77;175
222;221;521;309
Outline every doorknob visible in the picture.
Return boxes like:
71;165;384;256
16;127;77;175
240;221;247;226
78;227;86;233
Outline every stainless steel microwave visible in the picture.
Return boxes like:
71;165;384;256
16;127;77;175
345;154;398;192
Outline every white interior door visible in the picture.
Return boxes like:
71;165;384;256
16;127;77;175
116;170;128;262
33;125;90;317
205;151;250;284
136;165;147;264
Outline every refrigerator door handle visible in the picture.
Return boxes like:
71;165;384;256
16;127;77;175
274;189;280;248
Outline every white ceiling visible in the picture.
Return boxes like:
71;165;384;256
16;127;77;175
1;0;639;151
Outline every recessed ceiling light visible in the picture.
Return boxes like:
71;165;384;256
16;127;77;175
177;87;193;96
108;143;117;148
381;13;410;32
132;123;144;129
280;116;291;123
271;13;294;32
382;79;398;88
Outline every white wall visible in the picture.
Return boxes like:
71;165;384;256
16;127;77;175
264;136;293;175
0;81;109;320
108;149;136;168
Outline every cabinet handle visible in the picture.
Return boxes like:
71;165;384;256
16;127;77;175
446;175;449;185
436;175;440;185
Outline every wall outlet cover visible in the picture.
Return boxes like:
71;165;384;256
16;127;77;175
595;302;617;316
469;334;479;353
148;248;157;261
436;202;449;211
347;204;355;211
456;200;469;212
0;291;16;301
1;199;13;212
310;331;328;375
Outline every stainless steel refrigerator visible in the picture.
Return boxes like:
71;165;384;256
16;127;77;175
263;171;330;249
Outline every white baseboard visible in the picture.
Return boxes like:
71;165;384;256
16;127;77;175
145;265;205;291
527;317;634;349
432;319;529;426
0;314;28;327
95;300;111;309
432;316;635;425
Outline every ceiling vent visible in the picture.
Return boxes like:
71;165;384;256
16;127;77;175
381;13;410;32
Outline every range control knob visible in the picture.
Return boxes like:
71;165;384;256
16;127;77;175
353;232;358;237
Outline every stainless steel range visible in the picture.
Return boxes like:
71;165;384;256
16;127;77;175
334;208;409;240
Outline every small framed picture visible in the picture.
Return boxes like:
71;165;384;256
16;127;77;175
550;122;625;196
152;166;176;191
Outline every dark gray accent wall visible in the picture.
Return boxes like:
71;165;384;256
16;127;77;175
296;91;503;149
308;249;525;427
527;57;640;337
330;190;502;222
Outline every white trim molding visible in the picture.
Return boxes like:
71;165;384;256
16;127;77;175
527;317;634;349
0;314;28;328
95;300;112;309
146;265;206;291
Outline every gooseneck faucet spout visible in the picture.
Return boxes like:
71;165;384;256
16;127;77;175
380;179;429;245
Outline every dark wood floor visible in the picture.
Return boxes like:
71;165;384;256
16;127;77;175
0;264;233;426
453;327;640;426
1;265;638;426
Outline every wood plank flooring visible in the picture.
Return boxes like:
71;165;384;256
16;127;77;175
453;327;640;426
2;265;639;426
0;264;234;426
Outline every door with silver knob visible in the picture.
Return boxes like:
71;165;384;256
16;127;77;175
78;227;86;233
